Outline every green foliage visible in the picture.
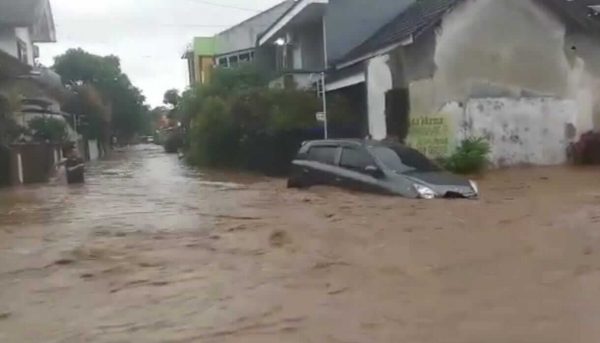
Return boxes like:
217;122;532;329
53;48;149;140
28;117;68;143
0;93;27;146
183;66;322;174
163;89;180;108
0;96;20;146
443;137;491;174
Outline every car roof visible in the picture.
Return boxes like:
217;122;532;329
304;139;414;151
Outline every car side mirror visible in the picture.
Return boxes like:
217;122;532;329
364;165;383;178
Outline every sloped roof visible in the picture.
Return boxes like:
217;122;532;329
337;0;461;67
337;0;600;69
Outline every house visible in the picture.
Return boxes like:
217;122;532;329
256;0;413;90
0;0;75;185
331;0;600;166
183;0;295;86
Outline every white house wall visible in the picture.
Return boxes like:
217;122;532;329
392;0;600;166
366;54;392;140
459;98;577;166
415;0;598;133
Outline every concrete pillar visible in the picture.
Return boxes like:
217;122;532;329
16;153;23;185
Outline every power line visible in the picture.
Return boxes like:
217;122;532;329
183;0;262;12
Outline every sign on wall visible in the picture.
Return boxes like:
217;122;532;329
406;115;453;157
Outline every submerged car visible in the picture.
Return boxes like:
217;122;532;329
288;139;479;199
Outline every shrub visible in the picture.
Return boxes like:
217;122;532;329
28;117;68;143
444;137;490;174
187;97;240;167
163;129;184;154
569;131;600;165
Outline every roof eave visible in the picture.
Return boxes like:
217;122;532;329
258;0;328;46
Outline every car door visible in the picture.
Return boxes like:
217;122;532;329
336;147;385;193
304;145;341;186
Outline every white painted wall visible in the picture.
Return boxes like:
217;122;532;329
458;98;577;166
88;140;100;161
366;54;392;140
16;153;23;184
409;0;597;134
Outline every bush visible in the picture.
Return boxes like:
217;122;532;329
163;129;184;153
28;117;68;143
569;131;600;165
443;137;490;174
183;65;329;175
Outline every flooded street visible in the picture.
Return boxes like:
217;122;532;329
2;145;600;342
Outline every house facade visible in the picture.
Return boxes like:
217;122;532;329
183;0;294;86
0;0;76;186
256;0;413;89
333;0;600;166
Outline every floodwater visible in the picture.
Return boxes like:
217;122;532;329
0;144;251;233
1;145;600;342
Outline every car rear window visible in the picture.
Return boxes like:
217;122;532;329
307;146;337;165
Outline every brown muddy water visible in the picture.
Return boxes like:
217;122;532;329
1;145;600;342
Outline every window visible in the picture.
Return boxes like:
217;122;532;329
228;55;238;66
239;53;250;62
307;146;337;165
217;57;228;67
17;39;28;64
372;146;440;174
340;148;373;172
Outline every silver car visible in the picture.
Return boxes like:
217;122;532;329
288;139;479;199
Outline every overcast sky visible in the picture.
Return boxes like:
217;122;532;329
39;0;282;107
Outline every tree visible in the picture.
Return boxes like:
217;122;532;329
62;84;112;154
163;89;180;108
53;48;149;141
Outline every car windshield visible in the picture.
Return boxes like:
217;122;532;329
372;146;441;173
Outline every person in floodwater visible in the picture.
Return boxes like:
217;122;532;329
62;145;85;184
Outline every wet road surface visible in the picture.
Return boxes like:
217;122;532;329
2;145;600;342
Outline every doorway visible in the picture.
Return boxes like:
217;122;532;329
0;145;10;187
385;88;410;142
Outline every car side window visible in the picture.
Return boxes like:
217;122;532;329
340;148;374;172
307;146;338;165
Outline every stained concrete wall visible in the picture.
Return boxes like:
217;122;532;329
406;98;577;166
457;98;577;166
409;0;599;134
364;0;600;165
